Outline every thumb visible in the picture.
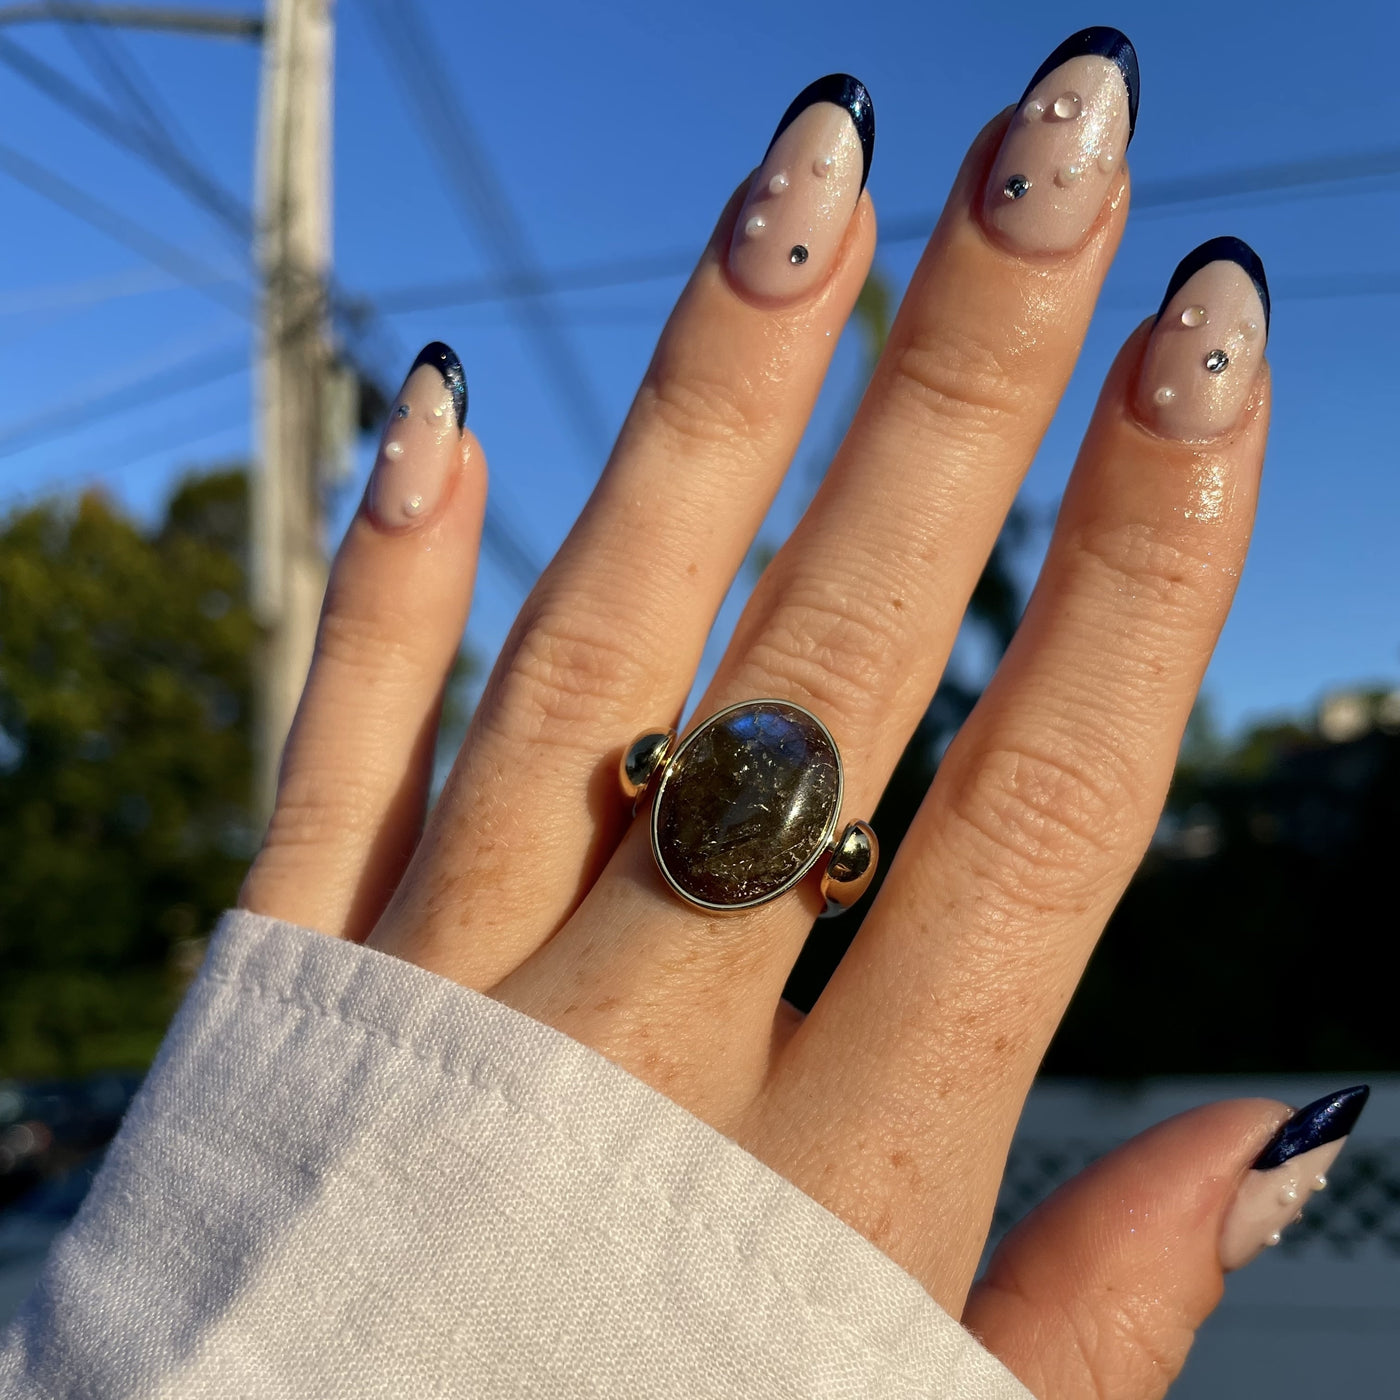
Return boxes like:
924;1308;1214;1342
963;1086;1369;1400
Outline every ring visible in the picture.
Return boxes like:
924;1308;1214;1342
620;699;878;916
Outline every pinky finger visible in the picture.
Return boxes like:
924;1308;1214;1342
964;1087;1369;1400
239;342;485;941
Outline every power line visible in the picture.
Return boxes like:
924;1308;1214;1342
1132;147;1400;214
0;33;252;241
0;339;246;457
0;405;247;513
65;12;193;151
0;140;250;316
372;148;1400;313
360;0;611;460
62;19;254;239
1100;269;1400;310
0;8;537;596
0;264;213;317
0;31;404;384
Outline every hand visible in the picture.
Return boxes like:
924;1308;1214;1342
241;30;1319;1398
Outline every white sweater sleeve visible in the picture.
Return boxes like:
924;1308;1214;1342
0;910;1033;1399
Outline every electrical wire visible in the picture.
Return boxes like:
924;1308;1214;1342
0;31;403;381
0;338;246;458
0;405;248;514
372;149;1400;313
0;140;249;317
359;0;610;461
0;33;254;242
0;18;533;584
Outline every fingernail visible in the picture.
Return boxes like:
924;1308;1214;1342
1220;1085;1369;1271
727;74;873;303
983;26;1138;255
1135;237;1270;440
367;341;467;530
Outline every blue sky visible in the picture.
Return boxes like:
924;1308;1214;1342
2;0;1397;736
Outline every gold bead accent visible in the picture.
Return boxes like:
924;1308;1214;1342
820;820;879;914
620;728;676;807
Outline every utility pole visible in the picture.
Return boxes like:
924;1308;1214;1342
251;0;334;822
1;4;334;822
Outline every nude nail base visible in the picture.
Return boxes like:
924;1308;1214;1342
1219;1086;1369;1271
366;341;466;531
1136;238;1270;441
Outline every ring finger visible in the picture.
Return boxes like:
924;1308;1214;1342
499;29;1141;1090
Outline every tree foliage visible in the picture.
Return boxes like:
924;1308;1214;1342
0;472;256;1075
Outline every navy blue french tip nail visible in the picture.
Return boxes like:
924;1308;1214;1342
1021;26;1139;144
411;340;467;429
1252;1085;1371;1170
1157;236;1271;333
768;73;875;192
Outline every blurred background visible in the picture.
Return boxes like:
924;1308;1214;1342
0;0;1396;1388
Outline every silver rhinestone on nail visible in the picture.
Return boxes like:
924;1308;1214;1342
1003;173;1031;200
789;244;809;265
1052;92;1082;120
1181;305;1208;328
1204;349;1229;373
394;403;410;418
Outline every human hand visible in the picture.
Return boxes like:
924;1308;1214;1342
240;29;1367;1398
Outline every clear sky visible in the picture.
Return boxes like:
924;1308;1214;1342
2;0;1397;736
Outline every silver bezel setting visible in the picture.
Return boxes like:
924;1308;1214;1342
648;698;845;913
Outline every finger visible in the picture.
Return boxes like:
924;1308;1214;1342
371;78;877;981
502;31;1139;1091
239;343;485;941
780;239;1271;1304
965;1089;1369;1400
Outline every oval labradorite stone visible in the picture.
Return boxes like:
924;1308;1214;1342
652;701;842;909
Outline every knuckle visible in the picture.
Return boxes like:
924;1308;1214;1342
735;585;903;726
886;322;1023;446
1073;521;1235;620
1061;1292;1195;1400
636;364;769;459
942;742;1141;909
498;596;651;738
266;760;384;848
979;1269;1195;1400
314;603;427;678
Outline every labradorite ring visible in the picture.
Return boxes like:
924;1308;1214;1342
620;699;878;915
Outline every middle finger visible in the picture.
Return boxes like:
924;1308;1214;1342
501;29;1140;1095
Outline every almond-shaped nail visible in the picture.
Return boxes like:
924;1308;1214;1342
984;27;1138;255
1220;1085;1369;1271
728;74;873;303
367;341;467;530
1135;237;1270;440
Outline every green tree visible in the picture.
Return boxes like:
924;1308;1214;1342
0;471;256;1075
